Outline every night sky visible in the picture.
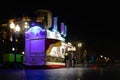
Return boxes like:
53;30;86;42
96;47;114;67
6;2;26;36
0;0;119;59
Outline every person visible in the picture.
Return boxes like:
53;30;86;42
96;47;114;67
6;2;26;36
83;50;88;67
83;56;88;67
64;53;70;68
71;57;76;68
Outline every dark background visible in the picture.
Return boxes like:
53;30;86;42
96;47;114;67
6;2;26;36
0;0;119;59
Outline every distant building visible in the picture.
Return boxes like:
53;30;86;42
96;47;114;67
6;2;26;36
35;9;52;29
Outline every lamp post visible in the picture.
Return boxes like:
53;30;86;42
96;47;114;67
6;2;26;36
78;42;82;64
10;22;20;63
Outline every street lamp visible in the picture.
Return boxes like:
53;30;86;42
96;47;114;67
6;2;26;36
78;42;82;48
100;55;103;58
78;42;82;64
10;22;20;63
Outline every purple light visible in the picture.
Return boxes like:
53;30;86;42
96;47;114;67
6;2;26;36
24;26;46;66
31;22;37;26
25;26;46;39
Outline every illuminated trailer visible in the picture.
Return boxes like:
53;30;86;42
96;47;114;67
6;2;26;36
24;25;70;66
23;15;75;67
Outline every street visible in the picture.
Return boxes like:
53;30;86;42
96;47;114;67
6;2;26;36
0;63;120;80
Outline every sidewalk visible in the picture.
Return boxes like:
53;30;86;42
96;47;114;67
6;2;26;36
75;64;83;67
0;63;25;69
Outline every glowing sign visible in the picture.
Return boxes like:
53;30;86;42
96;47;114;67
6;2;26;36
60;22;67;37
52;17;58;31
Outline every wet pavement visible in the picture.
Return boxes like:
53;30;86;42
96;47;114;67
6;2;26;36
0;63;120;80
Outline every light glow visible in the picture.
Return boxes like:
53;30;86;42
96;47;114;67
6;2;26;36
15;25;20;32
12;47;15;51
10;22;15;29
47;29;65;41
78;43;82;47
